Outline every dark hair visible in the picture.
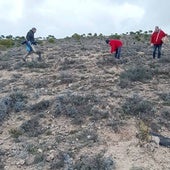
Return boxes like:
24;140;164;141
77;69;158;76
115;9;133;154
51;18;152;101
105;39;110;44
32;27;37;31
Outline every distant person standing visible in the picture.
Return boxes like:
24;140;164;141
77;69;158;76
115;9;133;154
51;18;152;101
105;39;123;59
150;26;167;59
22;27;41;62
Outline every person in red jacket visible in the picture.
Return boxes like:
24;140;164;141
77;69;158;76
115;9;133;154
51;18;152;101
150;26;167;59
106;39;123;59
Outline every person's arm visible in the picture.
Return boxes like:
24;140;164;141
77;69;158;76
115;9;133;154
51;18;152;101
110;45;116;53
150;34;154;46
161;30;167;37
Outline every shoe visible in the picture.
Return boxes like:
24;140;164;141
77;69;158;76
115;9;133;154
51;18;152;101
38;55;42;61
37;52;42;61
22;57;26;62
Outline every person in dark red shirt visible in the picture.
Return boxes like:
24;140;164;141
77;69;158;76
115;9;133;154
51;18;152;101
105;39;123;59
150;26;167;59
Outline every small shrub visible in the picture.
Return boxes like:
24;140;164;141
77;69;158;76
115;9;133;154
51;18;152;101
73;153;115;170
58;71;74;84
25;61;48;69
119;78;131;88
0;150;5;170
48;38;55;43
90;106;109;121
0;39;14;48
45;130;52;136
107;119;125;133
158;56;170;63
119;66;152;85
50;151;66;170
137;120;150;142
52;92;100;124
9;128;22;138
73;129;98;144
0;62;11;70
33;153;45;164
0;45;7;51
20;117;45;137
0;99;8;124
161;108;170;121
109;33;121;39
96;56;118;67
9;91;27;112
58;58;76;71
0;54;11;61
25;78;50;88
0;91;27;124
159;93;170;106
130;167;146;170
26;144;38;154
135;35;141;41
122;94;155;120
30;100;50;112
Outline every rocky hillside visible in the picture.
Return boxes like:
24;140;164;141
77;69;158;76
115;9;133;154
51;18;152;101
0;36;170;170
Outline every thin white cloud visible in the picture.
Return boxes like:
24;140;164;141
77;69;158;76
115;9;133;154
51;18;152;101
33;0;145;37
0;0;23;22
0;0;169;38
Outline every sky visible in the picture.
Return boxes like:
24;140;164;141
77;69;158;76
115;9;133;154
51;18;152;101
0;0;170;38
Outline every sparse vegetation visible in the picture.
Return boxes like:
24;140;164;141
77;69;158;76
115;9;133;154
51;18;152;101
30;100;50;113
9;128;22;138
137;120;150;142
0;39;15;49
159;93;170;106
25;61;49;69
0;91;27;124
47;35;56;43
73;153;115;170
122;94;155;121
52;92;101;124
0;150;5;170
120;66;152;83
0;32;170;170
20;117;45;137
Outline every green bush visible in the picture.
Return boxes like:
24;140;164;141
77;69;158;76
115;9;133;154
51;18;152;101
48;38;55;43
0;39;14;48
109;33;121;39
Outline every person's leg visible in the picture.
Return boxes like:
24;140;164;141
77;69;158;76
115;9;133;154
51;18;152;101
116;47;121;59
114;49;118;59
157;44;162;58
23;51;33;61
36;51;42;61
153;45;157;59
23;42;33;62
31;44;42;61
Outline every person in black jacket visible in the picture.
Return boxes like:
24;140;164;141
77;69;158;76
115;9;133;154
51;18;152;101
22;27;42;62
